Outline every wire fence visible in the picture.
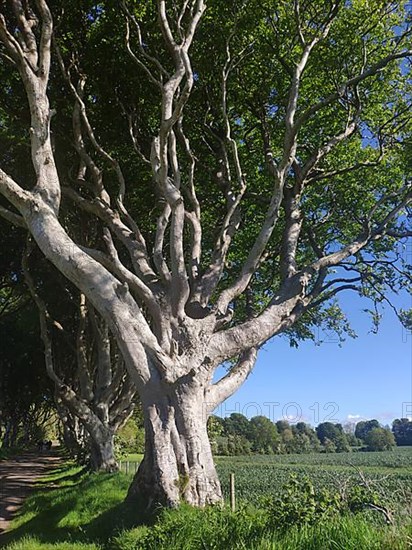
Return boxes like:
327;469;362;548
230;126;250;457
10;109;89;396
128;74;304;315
119;460;139;475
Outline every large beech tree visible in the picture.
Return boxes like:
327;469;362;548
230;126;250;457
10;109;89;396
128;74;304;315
0;0;411;507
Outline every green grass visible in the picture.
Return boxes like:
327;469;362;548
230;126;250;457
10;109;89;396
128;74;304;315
112;507;412;550
118;455;142;475
121;454;143;463
3;463;136;549
3;449;412;549
263;516;412;550
5;537;100;550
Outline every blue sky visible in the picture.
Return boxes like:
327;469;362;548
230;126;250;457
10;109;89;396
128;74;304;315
214;288;412;428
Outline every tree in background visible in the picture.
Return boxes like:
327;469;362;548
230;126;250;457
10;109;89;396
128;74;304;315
207;415;225;455
355;419;380;443
0;299;54;448
249;416;279;453
364;427;396;451
0;0;411;508
392;418;412;446
342;422;361;447
223;413;252;439
292;422;321;453
116;405;145;457
216;413;252;455
316;422;350;453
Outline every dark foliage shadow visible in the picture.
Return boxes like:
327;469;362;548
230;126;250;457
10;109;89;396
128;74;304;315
33;466;88;487
1;473;160;549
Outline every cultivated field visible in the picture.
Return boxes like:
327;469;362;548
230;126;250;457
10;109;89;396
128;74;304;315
215;447;412;508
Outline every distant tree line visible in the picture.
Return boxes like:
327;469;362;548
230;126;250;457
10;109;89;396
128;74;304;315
203;414;410;455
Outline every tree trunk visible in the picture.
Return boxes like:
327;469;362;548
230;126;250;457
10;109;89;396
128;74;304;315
9;421;19;448
56;397;88;459
89;432;118;473
127;381;222;509
2;421;12;448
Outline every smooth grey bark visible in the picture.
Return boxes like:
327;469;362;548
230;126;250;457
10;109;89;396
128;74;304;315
56;397;87;459
88;427;118;473
57;394;117;472
57;378;129;472
127;378;222;508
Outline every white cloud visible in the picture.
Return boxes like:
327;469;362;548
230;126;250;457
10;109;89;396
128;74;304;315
346;414;365;422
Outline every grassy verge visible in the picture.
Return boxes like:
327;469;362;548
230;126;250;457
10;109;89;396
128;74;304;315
3;460;412;549
112;506;412;550
4;463;135;549
5;539;100;550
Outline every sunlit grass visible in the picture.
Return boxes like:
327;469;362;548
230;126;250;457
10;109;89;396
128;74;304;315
112;505;412;550
5;537;100;550
5;464;134;548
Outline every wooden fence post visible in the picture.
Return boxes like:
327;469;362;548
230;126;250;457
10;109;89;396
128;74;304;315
230;472;235;512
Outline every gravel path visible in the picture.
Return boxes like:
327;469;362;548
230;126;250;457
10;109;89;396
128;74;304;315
0;450;64;540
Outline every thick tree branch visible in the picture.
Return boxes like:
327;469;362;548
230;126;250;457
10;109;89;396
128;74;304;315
22;240;62;387
11;0;38;69
153;203;172;284
206;348;257;410
0;169;32;212
80;243;169;346
76;293;94;402
62;186;159;288
279;185;303;280
176;120;202;282
210;273;309;362
150;0;205;318
0;2;60;212
279;101;360;281
35;0;53;80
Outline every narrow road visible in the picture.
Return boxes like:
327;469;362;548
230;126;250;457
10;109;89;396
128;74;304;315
0;451;63;539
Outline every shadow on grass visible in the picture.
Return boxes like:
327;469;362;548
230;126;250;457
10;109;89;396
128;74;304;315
1;496;79;544
2;472;158;549
33;467;88;487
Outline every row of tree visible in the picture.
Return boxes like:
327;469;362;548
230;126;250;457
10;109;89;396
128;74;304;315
205;414;404;455
0;227;137;470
